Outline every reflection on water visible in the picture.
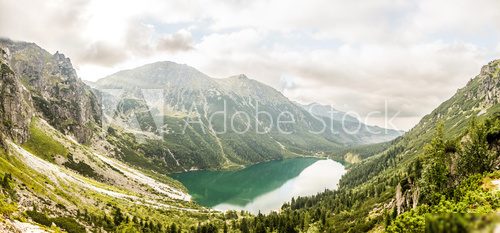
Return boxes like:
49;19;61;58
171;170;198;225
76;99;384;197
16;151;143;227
213;159;345;213
172;158;346;214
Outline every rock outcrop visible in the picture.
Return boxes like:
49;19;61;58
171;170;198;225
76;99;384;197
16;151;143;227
476;60;500;107
395;178;419;215
0;39;101;144
0;47;33;144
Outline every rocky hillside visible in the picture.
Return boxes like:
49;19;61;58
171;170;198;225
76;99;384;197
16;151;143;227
0;39;101;144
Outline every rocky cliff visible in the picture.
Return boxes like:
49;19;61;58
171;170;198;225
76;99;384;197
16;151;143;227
0;39;101;144
0;47;33;144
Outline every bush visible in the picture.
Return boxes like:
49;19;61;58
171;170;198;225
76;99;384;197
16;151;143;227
26;210;52;226
26;210;85;233
52;217;86;233
0;195;17;216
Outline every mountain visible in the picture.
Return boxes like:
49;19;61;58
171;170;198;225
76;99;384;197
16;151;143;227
244;60;500;232
299;102;404;143
0;39;217;232
93;61;402;172
299;102;358;122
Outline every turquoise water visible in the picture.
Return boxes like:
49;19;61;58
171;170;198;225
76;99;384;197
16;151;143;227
171;158;346;214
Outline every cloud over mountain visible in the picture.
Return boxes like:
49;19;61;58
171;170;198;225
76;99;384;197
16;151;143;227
1;0;499;130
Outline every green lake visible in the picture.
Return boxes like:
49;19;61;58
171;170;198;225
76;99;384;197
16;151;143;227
171;158;346;214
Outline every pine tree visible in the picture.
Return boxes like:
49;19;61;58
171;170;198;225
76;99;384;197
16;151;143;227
170;223;177;233
113;207;124;226
459;118;494;175
420;123;451;203
240;218;250;233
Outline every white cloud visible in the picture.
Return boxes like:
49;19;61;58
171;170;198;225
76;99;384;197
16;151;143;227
1;0;499;130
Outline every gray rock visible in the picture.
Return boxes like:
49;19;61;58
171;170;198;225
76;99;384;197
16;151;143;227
0;49;33;143
0;38;101;144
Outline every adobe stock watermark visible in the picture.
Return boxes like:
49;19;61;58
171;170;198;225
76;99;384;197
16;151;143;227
98;89;401;139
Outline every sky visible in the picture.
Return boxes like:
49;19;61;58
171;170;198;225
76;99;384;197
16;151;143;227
1;0;500;130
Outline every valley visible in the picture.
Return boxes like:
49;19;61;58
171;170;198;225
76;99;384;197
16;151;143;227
0;36;500;233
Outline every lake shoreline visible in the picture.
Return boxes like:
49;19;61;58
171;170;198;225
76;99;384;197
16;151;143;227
169;153;343;174
172;158;346;214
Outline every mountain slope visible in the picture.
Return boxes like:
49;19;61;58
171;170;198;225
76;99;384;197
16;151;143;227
93;61;401;171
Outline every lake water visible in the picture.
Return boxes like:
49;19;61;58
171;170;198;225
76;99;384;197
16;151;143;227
171;158;346;214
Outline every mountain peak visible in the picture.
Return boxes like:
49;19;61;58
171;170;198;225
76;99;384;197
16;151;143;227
148;60;185;67
479;59;500;78
96;61;215;89
224;73;250;81
135;61;198;73
237;74;248;79
0;38;46;57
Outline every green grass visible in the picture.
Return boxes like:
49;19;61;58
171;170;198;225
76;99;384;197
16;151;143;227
0;195;17;219
22;119;68;162
0;156;18;219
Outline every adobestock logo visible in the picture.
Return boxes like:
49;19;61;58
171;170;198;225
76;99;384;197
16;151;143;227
98;89;401;139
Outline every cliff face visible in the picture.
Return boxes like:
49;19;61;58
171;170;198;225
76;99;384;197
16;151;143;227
0;39;101;143
471;60;500;108
0;48;33;144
